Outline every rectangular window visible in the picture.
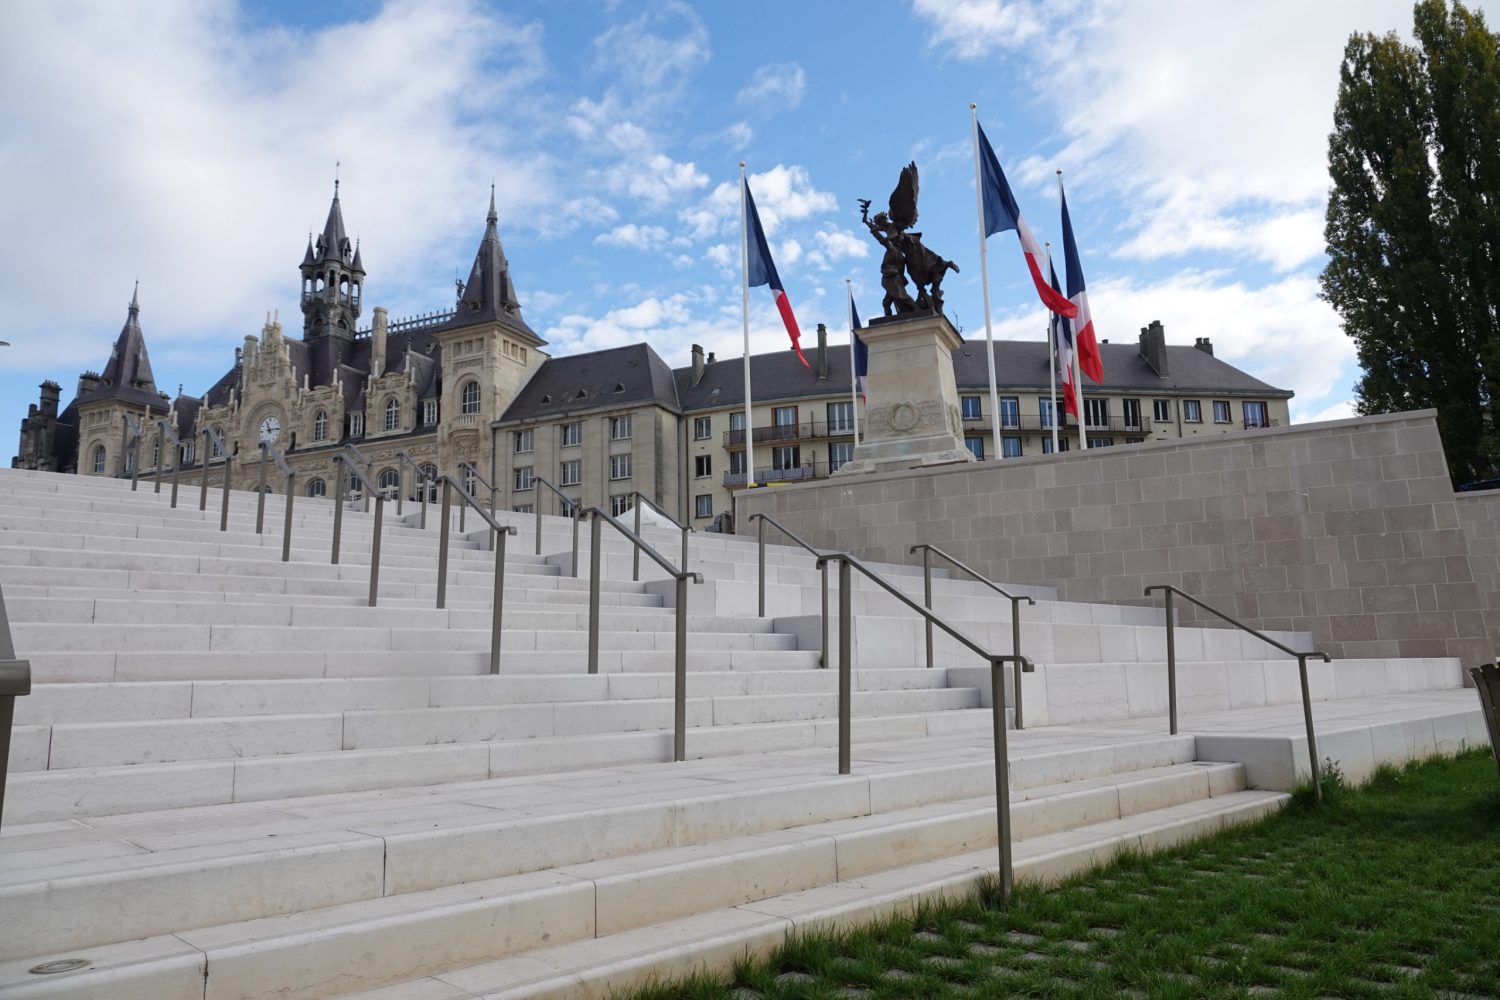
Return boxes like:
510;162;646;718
961;396;982;420
1183;400;1202;423
1153;399;1172;422
1213;400;1231;423
694;454;712;479
771;405;798;440
349;412;364;438
512;503;534;514
422;399;436;425
1088;437;1114;448
1122;398;1143;429
560;422;582;447
999;397;1020;429
965;435;985;460
830;440;855;472
513;466;533;492
559;499;579;518
826;401;854;433
729;451;747;475
693;416;711;440
609;454;631;480
609;415;632;440
695;494;713;519
1042;438;1070;454
1244;401;1269;428
728;411;745;445
1083;398;1108;428
182;441;196;464
514;429;534;453
1039;398;1058;428
1001;436;1023;458
771;445;800;470
559;459;581;486
610;494;631;517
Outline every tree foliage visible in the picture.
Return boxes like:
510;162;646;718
1323;0;1500;484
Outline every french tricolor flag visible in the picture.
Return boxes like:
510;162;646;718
1058;178;1104;382
744;176;811;369
849;289;868;400
976;121;1078;319
1048;255;1079;417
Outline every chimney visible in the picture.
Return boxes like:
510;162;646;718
707;351;715;364
241;336;257;371
1194;337;1214;357
372;306;388;377
691;343;705;387
1138;320;1169;377
816;323;829;380
77;371;102;397
39;380;61;417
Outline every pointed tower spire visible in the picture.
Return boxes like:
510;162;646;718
446;188;538;341
300;179;363;344
128;280;140;320
80;284;164;409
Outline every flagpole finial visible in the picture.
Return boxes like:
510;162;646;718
969;102;976;110
739;160;746;169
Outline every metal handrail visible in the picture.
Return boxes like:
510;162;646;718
629;491;691;583
154;418;183;507
910;543;1037;728
584;507;703;762
393;451;433;525
815;549;1031;903
532;476;581;576
343;443;374;512
1145;583;1329;804
199;427;233;531
0;583;33;832
256;442;298;562
458;462;499;534
331;454;391;607
749;512;829;669
120;413;143;490
435;476;518;675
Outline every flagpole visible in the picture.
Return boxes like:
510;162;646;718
970;104;1003;462
846;278;859;447
740;162;758;489
1046;241;1059;455
1057;170;1087;452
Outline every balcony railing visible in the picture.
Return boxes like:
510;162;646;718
1243;417;1280;430
724;461;845;487
962;413;1153;434
723;419;857;447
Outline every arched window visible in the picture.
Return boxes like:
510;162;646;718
460;380;481;415
307;478;326;498
384;398;400;431
378;468;400;495
419;464;439;503
313;411;328;442
92;445;106;474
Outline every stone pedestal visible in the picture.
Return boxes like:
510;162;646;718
835;311;973;475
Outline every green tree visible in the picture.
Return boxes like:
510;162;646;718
1323;0;1500;484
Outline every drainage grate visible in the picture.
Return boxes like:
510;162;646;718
29;959;90;975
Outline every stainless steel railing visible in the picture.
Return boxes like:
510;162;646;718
435;476;518;675
199;427;234;531
629;491;691;582
343;443;375;513
910;543;1037;728
532;476;581;576
458;462;500;536
154;418;183;507
120;413;143;490
748;512;829;668
255;442;298;562
1144;583;1329;803
0;583;32;833
814;549;1031;903
584;507;703;762
331;454;390;606
393;451;433;526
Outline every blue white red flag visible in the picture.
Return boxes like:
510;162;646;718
1058;181;1104;382
744;176;810;369
975;121;1077;319
1049;256;1079;418
849;289;868;399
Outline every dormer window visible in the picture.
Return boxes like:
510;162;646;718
313;410;328;442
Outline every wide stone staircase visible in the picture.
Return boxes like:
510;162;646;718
0;466;1484;999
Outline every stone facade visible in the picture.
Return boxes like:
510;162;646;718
1455;490;1500;660
739;409;1493;665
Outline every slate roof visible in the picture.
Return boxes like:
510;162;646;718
674;348;852;412
500;343;678;423
442;188;540;344
949;341;1292;398
77;286;169;412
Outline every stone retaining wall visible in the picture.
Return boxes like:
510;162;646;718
737;410;1492;664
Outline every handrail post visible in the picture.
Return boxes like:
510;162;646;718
282;473;295;562
1;585;34;834
1298;654;1324;804
419;472;428;529
220;450;231;532
633;499;642;582
922;547;934;670
990;656;1015;903
571;504;580;578
368;493;384;607
436;479;452;609
256;444;268;534
1011;596;1026;730
820;560;829;669
681;525;690;579
331;462;344;565
757;515;766;617
170;443;180;508
674;572;688;762
154;425;165;494
200;430;210;511
535;502;543;556
1165;589;1178;735
490;527;507;674
588;514;601;674
838;557;852;775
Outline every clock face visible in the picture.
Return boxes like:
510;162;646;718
259;415;281;444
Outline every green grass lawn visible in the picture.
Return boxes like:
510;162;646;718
633;752;1500;999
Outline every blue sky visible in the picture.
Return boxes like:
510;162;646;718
4;0;1490;445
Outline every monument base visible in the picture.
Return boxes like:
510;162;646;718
834;310;974;475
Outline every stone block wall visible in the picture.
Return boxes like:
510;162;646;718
738;410;1493;664
1455;490;1500;662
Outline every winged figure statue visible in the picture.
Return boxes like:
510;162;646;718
859;162;959;317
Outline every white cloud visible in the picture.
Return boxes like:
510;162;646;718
736;63;806;109
911;0;1046;58
723;121;753;149
681;164;837;240
591;3;710;96
777;238;803;266
1304;400;1357;423
595;224;672;250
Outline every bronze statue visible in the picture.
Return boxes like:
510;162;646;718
859;162;959;317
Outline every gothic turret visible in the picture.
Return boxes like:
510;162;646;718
299;181;363;343
78;283;166;409
445;187;539;342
